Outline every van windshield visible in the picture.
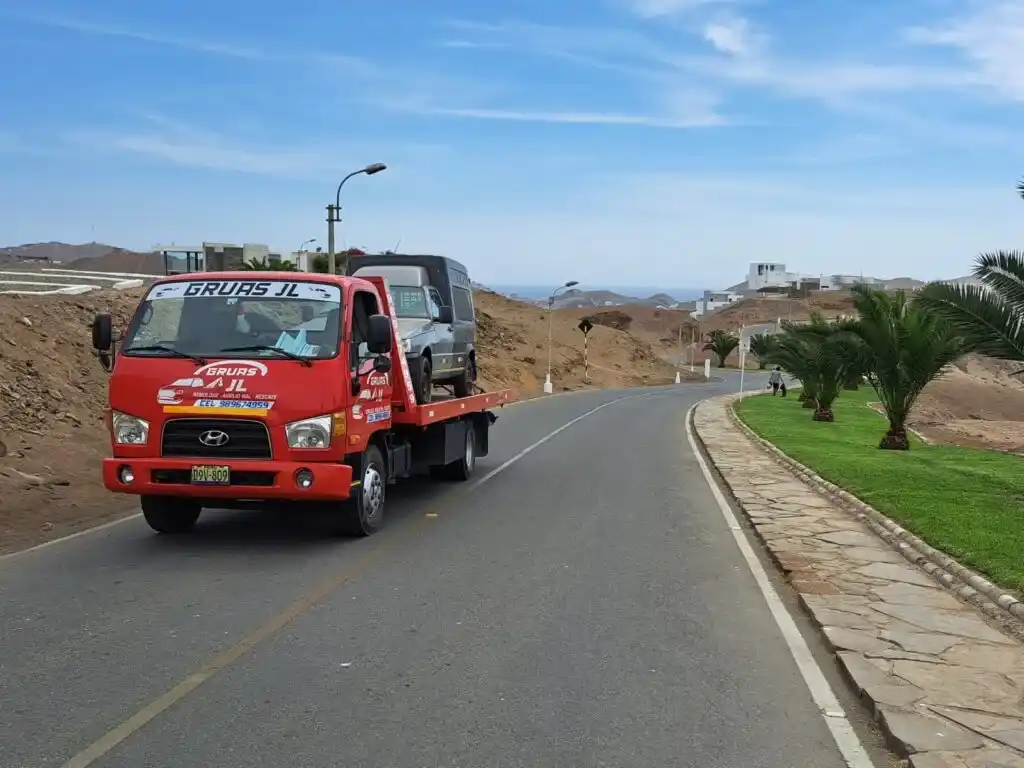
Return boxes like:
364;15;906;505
122;278;343;360
391;286;430;319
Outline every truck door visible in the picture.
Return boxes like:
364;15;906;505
348;290;394;436
449;282;475;371
427;286;456;375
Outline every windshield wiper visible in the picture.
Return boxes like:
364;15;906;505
219;345;314;367
127;345;206;364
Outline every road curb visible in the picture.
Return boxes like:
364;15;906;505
717;391;1024;642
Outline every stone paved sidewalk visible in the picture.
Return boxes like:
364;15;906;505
693;394;1024;768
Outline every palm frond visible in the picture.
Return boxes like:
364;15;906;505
916;280;1024;361
972;250;1024;315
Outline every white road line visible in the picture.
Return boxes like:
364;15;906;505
471;390;665;488
0;513;142;564
684;403;876;768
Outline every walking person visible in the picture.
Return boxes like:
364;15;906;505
768;366;784;396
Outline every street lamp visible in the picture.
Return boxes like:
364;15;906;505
326;162;387;275
545;280;579;394
296;238;316;270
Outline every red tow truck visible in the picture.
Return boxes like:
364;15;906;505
90;271;515;536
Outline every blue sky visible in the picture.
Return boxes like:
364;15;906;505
1;0;1022;289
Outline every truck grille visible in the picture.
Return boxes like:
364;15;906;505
161;419;272;460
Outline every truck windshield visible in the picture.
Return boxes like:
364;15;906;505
391;286;430;319
121;278;343;360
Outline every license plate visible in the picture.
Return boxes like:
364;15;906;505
190;465;230;485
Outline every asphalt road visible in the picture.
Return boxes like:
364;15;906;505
1;375;879;768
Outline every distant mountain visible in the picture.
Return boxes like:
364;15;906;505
0;241;118;263
0;241;164;273
489;285;703;309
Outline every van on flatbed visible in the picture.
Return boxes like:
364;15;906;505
90;271;514;536
347;254;477;403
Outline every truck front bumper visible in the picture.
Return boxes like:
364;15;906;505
102;458;355;501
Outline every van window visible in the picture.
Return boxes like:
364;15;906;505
452;286;474;321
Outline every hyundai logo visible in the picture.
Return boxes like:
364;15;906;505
198;430;230;447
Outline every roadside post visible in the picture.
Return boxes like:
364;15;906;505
739;328;750;393
704;358;711;379
577;318;594;382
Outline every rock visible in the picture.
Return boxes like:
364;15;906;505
878;707;985;753
18;316;32;328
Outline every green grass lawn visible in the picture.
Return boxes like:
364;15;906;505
735;388;1024;594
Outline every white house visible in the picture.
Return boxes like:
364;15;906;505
747;262;798;291
692;290;744;317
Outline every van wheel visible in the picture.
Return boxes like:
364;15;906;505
334;446;386;536
141;496;201;534
416;357;433;404
452;356;475;398
430;420;477;482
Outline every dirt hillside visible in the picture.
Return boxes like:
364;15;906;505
0;287;690;552
910;356;1024;451
702;292;857;332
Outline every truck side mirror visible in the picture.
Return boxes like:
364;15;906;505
436;305;454;324
92;313;113;351
366;314;393;354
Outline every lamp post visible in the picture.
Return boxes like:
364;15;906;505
326;162;386;275
296;238;316;271
545;280;579;394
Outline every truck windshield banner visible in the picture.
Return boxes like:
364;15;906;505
149;280;341;302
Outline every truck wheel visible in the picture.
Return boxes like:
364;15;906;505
416;357;433;404
452;356;476;398
430;420;477;482
336;445;387;536
140;496;201;534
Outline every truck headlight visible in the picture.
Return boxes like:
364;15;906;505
401;337;412;354
112;411;149;445
285;415;332;449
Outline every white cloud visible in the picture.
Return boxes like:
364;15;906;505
701;15;762;56
906;0;1024;100
11;14;269;59
405;105;725;127
620;0;741;20
62;118;447;178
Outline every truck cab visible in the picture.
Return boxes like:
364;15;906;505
91;272;511;538
347;254;476;403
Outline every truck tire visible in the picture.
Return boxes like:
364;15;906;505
141;496;201;534
335;445;387;536
452;355;476;398
416;356;433;404
430;420;477;482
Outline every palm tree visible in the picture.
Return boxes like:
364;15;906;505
764;332;818;408
783;313;866;391
801;336;852;421
748;333;776;369
703;329;739;368
764;330;851;418
242;257;298;272
917;251;1024;363
848;285;965;450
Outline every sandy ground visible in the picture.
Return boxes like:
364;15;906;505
909;356;1024;451
0;288;699;553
